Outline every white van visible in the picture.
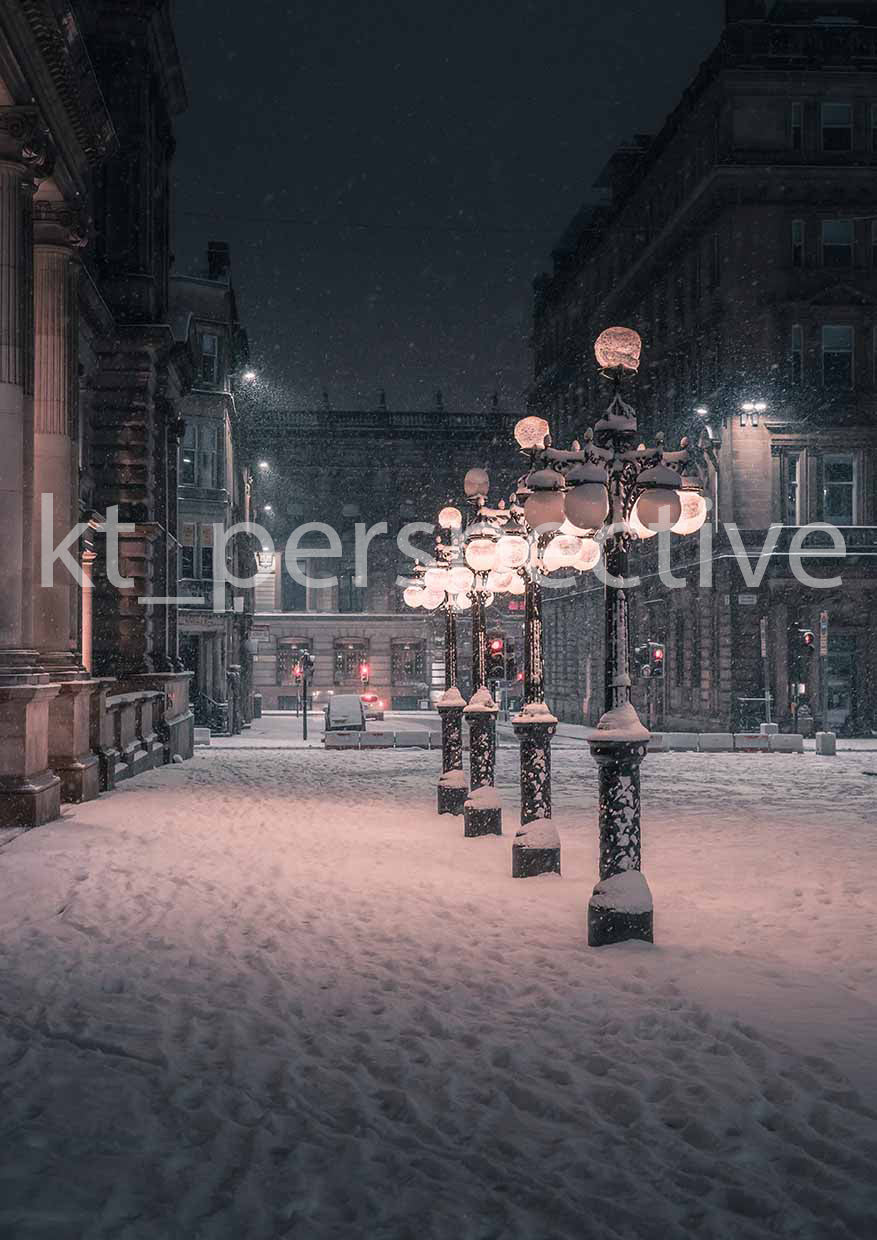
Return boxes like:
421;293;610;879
325;694;367;733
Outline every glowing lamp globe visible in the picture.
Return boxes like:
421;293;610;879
449;565;474;593
563;462;609;532
573;537;602;572
421;588;446;610
507;574;526;596
404;586;425;608
671;491;708;536
559;516;590;537
542;536;581;574
464;537;498;572
424;566;450;592
487;568;514;593
438;506;463;530
628;507;658;541
463;468;490;499
497;533;529;569
453;593;470;612
633;464;682;533
514;416;550;450
594;326;642;373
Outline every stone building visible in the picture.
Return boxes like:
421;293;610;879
172;243;255;734
0;0;194;828
531;0;877;735
241;398;524;713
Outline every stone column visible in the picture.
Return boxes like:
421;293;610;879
0;108;60;827
32;200;86;675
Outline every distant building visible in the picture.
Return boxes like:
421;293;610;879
171;244;255;734
241;398;524;713
531;0;877;735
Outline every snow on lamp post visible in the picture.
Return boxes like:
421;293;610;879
461;467;503;838
571;327;706;946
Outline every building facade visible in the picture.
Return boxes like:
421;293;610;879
531;0;877;735
242;400;524;713
172;243;255;735
0;0;196;828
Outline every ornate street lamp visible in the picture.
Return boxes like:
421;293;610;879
460;468;503;838
402;522;469;817
564;327;706;946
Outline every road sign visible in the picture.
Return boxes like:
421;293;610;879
819;610;829;657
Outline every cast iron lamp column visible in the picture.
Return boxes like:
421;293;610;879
563;327;706;946
434;508;471;815
461;469;502;837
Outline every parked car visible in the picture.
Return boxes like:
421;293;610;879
360;692;385;721
324;694;367;733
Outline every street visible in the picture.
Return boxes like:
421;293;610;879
2;737;876;1238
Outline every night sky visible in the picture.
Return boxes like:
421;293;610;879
172;0;721;413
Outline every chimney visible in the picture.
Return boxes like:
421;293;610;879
725;0;767;21
207;241;231;281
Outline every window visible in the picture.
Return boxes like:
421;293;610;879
791;101;803;151
792;220;805;268
791;324;803;384
334;641;367;683
392;642;425;683
180;523;195;578
338;570;365;613
277;642;312;687
785;452;802;525
822;325;854;387
199;523;214;580
200;425;221;489
821;102;852;152
200;332;219;385
821;219;853;267
281;562;307;611
181;422;196;485
822;454;856;525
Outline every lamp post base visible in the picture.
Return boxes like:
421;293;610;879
437;779;468;816
587;869;654;947
512;839;561;878
463;802;502;837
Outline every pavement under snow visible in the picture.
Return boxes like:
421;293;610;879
1;727;876;1239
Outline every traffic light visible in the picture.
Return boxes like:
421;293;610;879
487;636;506;680
634;643;650;677
505;639;517;682
801;629;815;652
293;661;302;682
359;661;370;685
649;642;665;678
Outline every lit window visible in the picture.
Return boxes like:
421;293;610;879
785;453;802;525
180;422;196;485
791;324;803;384
180;523;195;578
822;325;854;387
791;101;803;151
821;219;853;267
821;102;852;152
792;220;804;268
199;523;214;579
822;454;856;525
200;332;219;385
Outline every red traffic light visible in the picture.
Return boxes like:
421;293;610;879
359;662;370;680
802;630;815;646
489;638;504;653
653;647;664;661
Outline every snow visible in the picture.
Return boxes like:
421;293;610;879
464;686;497;714
590;869;653;913
437;686;466;708
587;700;652;742
515;820;560;849
1;734;877;1237
438;768;466;788
511;701;558;725
464;784;501;810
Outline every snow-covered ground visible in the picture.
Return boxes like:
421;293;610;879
1;734;876;1239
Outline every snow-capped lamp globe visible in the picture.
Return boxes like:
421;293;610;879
672;484;709;537
420;588;446;610
630;463;683;535
424;565;451;593
573;537;602;573
522;468;565;533
403;585;424;608
594;326;642;374
464;534;499;573
463;467;490;499
541;535;582;574
438;505;463;530
562;461;609;532
486;568;515;593
449;565;475;594
497;513;530;569
514;415;550;451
